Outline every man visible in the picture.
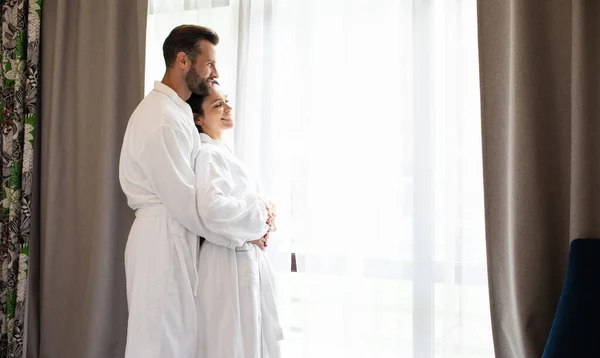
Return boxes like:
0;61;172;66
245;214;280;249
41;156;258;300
119;25;266;358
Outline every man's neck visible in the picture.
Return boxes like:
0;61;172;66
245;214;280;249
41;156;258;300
161;72;191;101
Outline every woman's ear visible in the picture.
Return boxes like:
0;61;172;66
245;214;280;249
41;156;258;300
193;114;203;127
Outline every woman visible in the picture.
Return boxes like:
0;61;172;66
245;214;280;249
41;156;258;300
187;82;283;358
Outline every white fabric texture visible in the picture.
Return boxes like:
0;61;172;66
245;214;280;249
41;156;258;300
194;133;283;358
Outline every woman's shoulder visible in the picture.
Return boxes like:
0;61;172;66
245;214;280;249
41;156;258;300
196;142;231;165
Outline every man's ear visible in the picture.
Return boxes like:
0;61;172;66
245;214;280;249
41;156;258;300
175;52;189;70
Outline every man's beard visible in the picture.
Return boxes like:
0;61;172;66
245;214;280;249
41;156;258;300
186;65;211;96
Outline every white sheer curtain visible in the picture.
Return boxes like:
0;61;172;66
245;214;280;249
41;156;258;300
145;0;493;357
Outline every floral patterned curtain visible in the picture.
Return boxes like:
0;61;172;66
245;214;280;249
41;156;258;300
0;1;41;357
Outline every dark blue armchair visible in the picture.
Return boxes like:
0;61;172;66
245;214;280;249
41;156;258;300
543;238;600;357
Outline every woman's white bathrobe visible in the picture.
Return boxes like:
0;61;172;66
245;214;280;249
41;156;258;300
194;133;284;358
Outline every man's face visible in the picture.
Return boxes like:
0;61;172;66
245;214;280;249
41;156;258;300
185;39;219;96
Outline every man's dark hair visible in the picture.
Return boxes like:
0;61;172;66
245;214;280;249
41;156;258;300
163;25;219;68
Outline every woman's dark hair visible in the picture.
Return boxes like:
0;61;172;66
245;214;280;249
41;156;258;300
187;80;220;133
163;25;219;68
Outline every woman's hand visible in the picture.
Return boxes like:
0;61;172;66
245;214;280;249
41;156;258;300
266;202;277;232
251;202;276;251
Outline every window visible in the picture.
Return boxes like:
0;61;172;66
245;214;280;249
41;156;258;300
145;1;493;356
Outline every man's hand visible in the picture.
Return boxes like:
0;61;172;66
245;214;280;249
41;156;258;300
250;232;269;251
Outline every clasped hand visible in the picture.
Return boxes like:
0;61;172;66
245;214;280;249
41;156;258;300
249;203;276;250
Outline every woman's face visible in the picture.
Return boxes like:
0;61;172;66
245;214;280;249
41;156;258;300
195;84;233;138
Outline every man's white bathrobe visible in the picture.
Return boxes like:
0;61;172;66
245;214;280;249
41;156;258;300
194;133;284;358
119;82;246;358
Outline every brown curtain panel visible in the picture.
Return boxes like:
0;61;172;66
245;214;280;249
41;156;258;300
27;0;148;357
477;1;600;357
